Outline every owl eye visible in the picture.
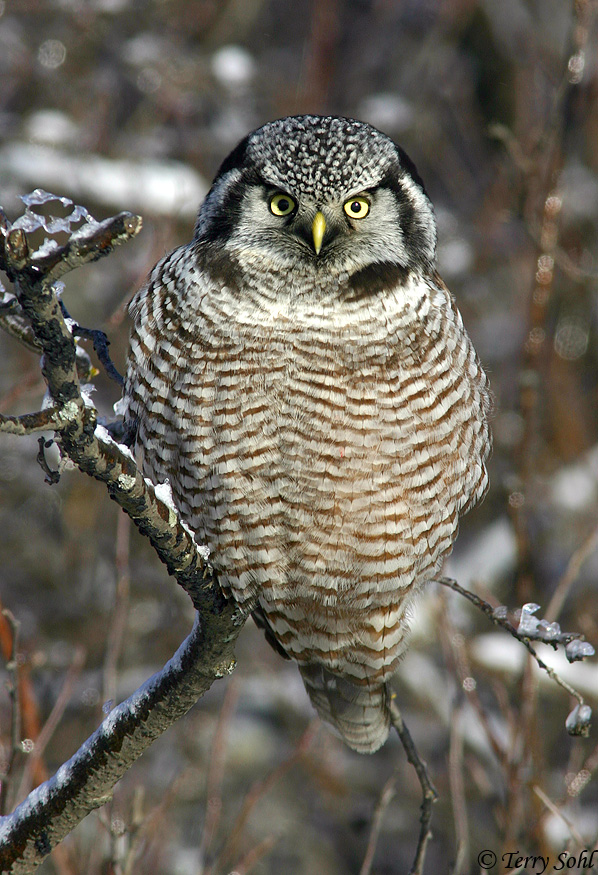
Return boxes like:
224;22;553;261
343;196;370;219
270;193;296;216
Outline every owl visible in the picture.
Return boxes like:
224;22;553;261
124;115;491;754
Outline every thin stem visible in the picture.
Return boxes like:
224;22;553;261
0;609;21;816
436;578;587;706
448;706;469;875
545;522;598;622
533;784;586;848
210;722;318;875
199;680;240;866
389;700;438;875
15;646;86;806
359;772;398;875
231;834;277;875
102;511;131;708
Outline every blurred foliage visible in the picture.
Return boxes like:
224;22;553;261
1;1;598;873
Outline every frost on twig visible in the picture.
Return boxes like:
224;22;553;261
0;193;245;873
437;578;594;738
513;602;596;662
565;704;593;736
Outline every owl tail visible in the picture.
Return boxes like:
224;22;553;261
299;664;391;754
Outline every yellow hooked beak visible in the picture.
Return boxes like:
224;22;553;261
312;211;326;255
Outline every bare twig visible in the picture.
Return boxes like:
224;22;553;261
102;511;131;708
533;784;586;848
359;772;398;875
199;679;240;865
14;646;87;806
0;408;66;436
389;700;438;875
121;769;191;875
546;522;598;622
120;786;147;875
210;722;318;875
437;592;507;765
231;834;278;875
436;578;589;708
448;706;469;875
0;609;21;816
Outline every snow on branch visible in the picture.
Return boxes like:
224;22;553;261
0;193;244;873
437;577;594;736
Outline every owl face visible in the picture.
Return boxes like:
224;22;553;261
194;116;438;284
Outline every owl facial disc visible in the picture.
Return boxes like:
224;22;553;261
195;115;439;280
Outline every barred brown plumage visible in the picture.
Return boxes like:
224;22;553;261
124;115;491;753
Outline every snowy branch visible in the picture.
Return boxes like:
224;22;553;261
0;194;244;873
437;577;594;736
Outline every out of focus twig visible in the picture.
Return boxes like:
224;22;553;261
0;609;21;816
546;522;598;623
200;680;240;866
448;707;469;875
359;771;398;875
209;721;318;875
533;784;586;848
102;511;131;707
15;645;86;806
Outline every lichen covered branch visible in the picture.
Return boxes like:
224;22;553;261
0;198;244;872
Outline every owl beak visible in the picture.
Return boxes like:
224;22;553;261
312;211;326;255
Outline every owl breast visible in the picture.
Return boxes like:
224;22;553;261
126;249;490;693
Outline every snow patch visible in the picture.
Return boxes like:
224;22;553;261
1;144;208;217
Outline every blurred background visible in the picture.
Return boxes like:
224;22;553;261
1;1;598;873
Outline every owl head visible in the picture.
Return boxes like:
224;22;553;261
194;115;437;288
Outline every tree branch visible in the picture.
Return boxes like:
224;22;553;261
0;198;246;872
0;409;66;437
0;615;237;874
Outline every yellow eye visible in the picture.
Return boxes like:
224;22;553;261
270;193;296;216
343;196;370;219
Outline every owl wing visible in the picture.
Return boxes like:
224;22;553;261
251;604;291;660
123;245;189;486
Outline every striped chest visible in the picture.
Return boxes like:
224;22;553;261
127;255;489;639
